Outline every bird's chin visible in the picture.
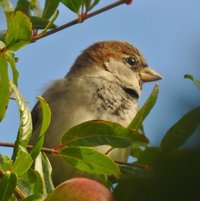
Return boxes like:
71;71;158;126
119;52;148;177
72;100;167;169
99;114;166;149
122;87;139;99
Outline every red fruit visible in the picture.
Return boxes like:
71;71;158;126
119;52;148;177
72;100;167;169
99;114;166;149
45;177;115;201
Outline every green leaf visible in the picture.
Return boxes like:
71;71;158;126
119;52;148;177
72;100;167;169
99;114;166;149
184;74;200;89
0;0;14;23
161;106;200;151
60;146;120;177
22;194;44;201
9;196;17;201
5;11;32;51
10;81;32;160
40;153;54;193
15;0;31;17
13;146;33;176
31;96;51;160
5;51;19;86
0;40;6;49
128;84;159;130
17;168;43;196
30;16;56;29
0;0;14;12
84;0;100;12
0;54;9;121
61;120;148;148
61;0;82;14
0;171;17;201
34;153;53;197
137;147;160;165
0;155;12;172
42;0;60;19
35;10;58;38
130;145;143;159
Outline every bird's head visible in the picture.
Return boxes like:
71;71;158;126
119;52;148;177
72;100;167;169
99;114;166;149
69;41;162;98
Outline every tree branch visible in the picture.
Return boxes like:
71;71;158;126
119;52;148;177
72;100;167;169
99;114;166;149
32;0;132;41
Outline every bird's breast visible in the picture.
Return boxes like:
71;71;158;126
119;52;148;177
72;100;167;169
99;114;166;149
89;78;139;127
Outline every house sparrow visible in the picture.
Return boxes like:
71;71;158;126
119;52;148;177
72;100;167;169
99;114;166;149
31;41;162;185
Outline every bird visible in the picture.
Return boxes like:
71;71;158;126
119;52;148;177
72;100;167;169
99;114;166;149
31;41;162;185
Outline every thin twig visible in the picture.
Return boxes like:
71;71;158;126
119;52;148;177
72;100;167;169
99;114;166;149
115;160;151;170
0;142;59;155
33;0;130;41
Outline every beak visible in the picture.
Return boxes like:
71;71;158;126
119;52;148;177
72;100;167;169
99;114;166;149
139;67;163;82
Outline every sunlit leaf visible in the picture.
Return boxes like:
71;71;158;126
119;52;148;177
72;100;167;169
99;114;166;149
184;74;200;89
128;84;159;130
0;0;14;12
10;81;32;160
5;11;32;51
13;146;32;176
41;153;54;193
0;40;6;49
0;155;12;172
5;51;19;86
161;106;200;151
60;146;120;177
31;96;51;160
0;171;17;201
0;0;14;22
34;152;47;196
0;54;9;121
62;120;148;147
42;0;59;19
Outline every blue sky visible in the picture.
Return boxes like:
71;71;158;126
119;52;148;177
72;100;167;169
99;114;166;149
0;0;200;156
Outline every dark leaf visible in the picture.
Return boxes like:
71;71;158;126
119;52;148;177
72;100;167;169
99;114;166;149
42;0;60;19
161;106;200;151
15;0;31;16
85;0;100;11
61;0;82;13
30;16;56;29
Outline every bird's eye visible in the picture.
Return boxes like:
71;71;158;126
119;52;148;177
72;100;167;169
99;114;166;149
125;56;137;67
